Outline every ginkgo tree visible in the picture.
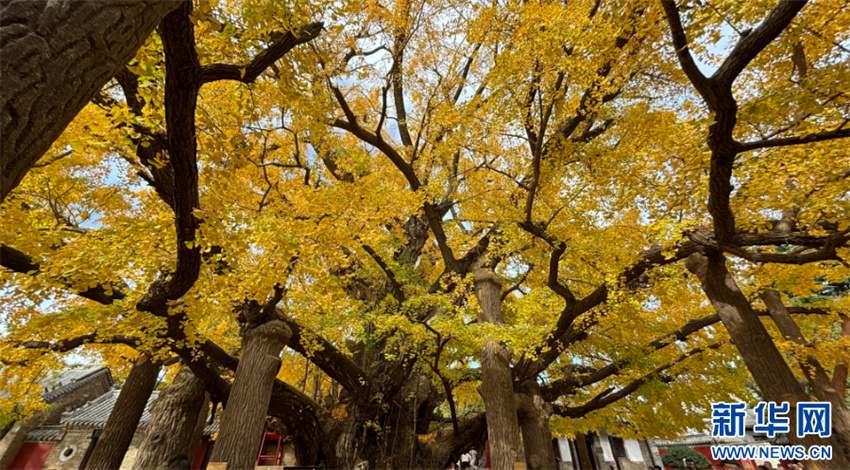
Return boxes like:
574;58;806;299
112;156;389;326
1;0;848;469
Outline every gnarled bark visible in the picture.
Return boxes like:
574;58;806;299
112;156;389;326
517;381;555;470
209;321;291;469
0;0;180;201
390;375;432;469
84;354;161;470
419;414;488;470
474;265;525;470
132;365;207;470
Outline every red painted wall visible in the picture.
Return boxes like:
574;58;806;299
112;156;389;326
192;437;210;470
9;443;53;470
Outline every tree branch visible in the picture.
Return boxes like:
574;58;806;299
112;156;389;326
276;312;370;396
1;244;127;305
553;341;726;417
15;334;140;351
138;3;203;310
362;243;406;303
711;0;807;87
659;0;711;95
738;126;850;152
200;23;323;84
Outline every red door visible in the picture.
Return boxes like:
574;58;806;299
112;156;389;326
9;443;53;470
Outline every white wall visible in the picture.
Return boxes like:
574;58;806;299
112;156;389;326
598;431;614;462
557;438;573;462
624;439;643;462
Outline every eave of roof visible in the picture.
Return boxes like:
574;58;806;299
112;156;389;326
25;425;65;442
43;367;113;403
59;389;219;436
62;390;158;428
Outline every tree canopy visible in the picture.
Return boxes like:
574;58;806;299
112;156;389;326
1;0;848;468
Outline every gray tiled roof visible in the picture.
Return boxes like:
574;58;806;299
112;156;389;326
62;390;159;427
25;425;65;442
42;367;113;402
204;417;220;436
652;434;719;447
59;389;220;436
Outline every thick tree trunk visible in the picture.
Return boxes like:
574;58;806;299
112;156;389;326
209;320;291;470
84;354;162;470
760;289;850;462
474;265;525;470
419;414;488;470
390;374;431;469
392;413;419;470
322;403;381;470
686;253;847;469
0;0;180;201
329;412;361;470
132;365;207;470
517;381;555;470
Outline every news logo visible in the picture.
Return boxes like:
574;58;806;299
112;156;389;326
753;401;789;438
797;402;831;438
712;402;747;438
710;402;832;438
